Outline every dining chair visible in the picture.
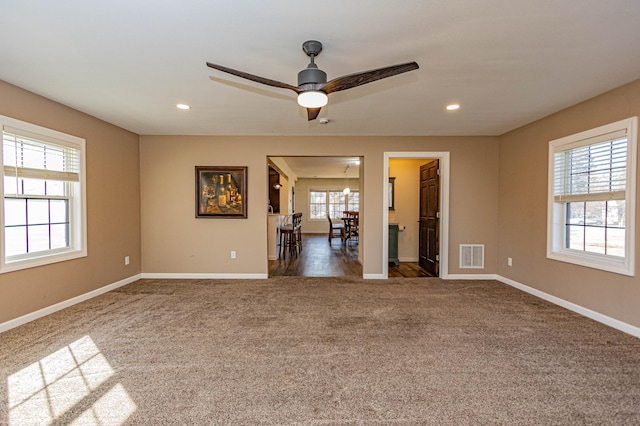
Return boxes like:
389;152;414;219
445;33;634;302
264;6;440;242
327;214;345;244
346;211;359;244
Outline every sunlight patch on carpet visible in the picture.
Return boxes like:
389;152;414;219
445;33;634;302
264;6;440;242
8;335;136;425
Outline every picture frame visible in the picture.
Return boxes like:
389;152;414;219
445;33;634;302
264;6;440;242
196;166;247;218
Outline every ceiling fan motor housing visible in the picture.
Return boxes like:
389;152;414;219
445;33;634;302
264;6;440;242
298;40;326;89
298;67;327;88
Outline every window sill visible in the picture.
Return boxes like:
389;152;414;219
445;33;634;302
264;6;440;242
1;249;87;273
547;250;633;276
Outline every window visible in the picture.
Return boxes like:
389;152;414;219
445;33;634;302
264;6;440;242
309;190;327;220
309;189;359;220
328;191;345;218
1;115;87;272
547;117;637;276
347;190;359;212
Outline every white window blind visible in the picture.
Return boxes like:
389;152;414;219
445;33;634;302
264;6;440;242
553;130;627;203
3;128;81;183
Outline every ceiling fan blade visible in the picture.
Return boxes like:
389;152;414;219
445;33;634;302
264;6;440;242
320;61;419;94
307;108;322;121
206;62;301;93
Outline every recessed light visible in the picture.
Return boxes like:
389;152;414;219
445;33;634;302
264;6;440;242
446;104;461;111
176;103;191;110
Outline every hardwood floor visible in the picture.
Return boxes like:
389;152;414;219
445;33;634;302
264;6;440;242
388;261;435;278
269;234;432;278
269;234;362;277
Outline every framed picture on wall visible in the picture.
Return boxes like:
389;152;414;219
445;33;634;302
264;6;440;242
196;166;247;218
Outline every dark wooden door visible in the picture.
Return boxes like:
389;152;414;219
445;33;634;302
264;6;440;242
419;160;440;276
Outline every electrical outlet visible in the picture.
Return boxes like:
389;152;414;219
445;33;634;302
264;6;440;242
231;251;236;259
507;257;513;267
124;256;130;266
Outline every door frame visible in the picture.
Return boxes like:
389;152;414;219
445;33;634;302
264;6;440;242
382;152;450;279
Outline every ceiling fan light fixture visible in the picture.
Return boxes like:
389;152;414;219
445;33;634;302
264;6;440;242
297;91;328;108
207;40;418;121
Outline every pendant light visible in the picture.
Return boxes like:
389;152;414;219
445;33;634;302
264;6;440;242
343;164;350;195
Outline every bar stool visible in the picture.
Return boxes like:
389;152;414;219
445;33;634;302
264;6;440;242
279;213;302;259
293;212;303;253
279;224;295;259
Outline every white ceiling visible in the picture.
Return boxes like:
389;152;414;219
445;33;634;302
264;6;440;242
276;156;361;179
1;1;640;138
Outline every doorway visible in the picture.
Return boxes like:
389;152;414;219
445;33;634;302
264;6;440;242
383;152;450;279
267;156;363;277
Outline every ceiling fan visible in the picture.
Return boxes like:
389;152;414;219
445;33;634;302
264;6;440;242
206;40;419;121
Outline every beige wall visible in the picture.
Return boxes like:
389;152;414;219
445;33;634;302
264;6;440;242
0;81;141;324
498;78;640;328
139;135;500;277
5;76;639;331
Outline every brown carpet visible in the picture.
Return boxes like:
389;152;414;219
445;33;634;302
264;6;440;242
1;277;639;425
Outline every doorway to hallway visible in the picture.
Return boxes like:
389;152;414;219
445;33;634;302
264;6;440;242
384;152;450;279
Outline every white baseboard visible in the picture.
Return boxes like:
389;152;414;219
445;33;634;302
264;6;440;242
4;271;636;339
445;273;499;280
497;275;640;338
398;257;419;262
398;272;639;338
0;274;142;334
363;274;385;279
140;273;269;279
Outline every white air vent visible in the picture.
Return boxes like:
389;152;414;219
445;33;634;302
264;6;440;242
460;244;484;269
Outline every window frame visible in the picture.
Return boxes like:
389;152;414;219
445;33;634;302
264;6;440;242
347;190;360;212
327;190;345;219
546;117;637;276
308;189;327;221
309;188;359;221
0;115;87;273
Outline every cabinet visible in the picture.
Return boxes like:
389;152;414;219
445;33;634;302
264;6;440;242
389;223;399;265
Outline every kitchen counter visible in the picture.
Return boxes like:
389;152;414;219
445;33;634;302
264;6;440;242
267;214;287;260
